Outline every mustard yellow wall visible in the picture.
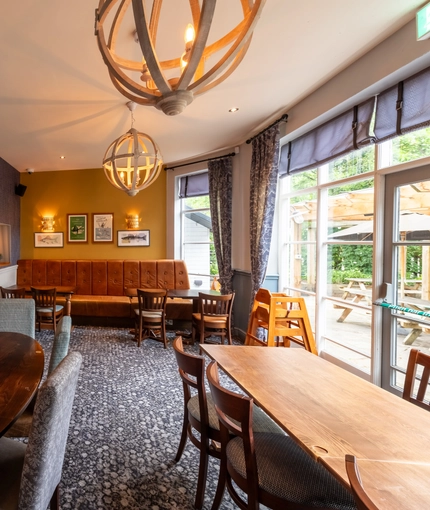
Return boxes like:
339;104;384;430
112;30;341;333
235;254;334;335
20;168;166;259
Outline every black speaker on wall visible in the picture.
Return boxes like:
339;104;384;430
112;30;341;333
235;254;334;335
15;184;27;197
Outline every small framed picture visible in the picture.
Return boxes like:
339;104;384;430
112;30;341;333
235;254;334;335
92;213;114;243
117;230;150;247
34;232;64;248
67;214;88;243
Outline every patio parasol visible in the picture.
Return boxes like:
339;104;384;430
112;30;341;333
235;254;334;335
329;213;430;298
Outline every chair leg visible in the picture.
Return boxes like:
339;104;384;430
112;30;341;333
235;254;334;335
50;484;60;510
162;321;167;349
211;452;227;510
175;409;189;462
194;439;209;510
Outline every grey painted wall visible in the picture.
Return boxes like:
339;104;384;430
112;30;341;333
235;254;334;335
0;158;21;265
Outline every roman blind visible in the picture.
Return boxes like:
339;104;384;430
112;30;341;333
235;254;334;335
374;66;430;142
178;172;209;198
279;97;375;176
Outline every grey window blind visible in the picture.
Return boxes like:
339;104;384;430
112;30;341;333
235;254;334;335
178;172;209;198
279;97;375;176
374;66;430;142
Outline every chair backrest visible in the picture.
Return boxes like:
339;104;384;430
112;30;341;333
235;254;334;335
18;351;82;510
198;292;234;319
345;455;379;510
0;298;36;338
172;336;209;422
206;360;258;500
1;286;26;298
31;286;57;308
137;288;167;313
48;316;72;374
403;348;430;410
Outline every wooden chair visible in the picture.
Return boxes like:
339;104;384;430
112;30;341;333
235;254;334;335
345;455;379;510
31;287;64;334
206;360;356;510
134;289;168;348
0;286;26;298
245;288;317;354
192;292;235;345
172;337;283;510
0;351;82;510
403;348;430;410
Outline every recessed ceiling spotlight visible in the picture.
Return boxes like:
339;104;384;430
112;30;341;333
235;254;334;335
60;155;66;159
229;107;239;113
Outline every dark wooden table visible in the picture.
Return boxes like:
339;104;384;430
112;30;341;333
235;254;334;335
0;332;44;437
6;285;75;316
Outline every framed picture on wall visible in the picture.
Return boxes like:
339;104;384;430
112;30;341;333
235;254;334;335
117;230;150;247
92;213;114;243
34;232;64;248
67;214;88;243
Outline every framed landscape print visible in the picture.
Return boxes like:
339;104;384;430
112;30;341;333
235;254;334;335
92;213;114;243
67;214;88;243
34;232;64;248
117;230;150;247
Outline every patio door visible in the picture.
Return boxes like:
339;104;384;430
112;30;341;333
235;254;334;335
382;164;430;394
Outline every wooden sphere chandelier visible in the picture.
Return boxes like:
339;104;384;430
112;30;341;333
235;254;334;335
103;101;163;197
95;0;266;116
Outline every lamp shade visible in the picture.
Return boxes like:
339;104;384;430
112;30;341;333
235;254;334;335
103;128;163;197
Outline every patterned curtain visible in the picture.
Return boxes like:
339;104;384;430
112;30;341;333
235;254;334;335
208;156;233;294
249;124;281;309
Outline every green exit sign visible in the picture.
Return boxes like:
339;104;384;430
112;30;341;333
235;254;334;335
417;2;430;40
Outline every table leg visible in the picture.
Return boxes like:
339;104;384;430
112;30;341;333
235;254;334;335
64;293;72;316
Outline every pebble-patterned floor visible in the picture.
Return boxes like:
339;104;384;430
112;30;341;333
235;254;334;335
34;327;240;510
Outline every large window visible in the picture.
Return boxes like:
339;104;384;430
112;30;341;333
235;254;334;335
278;126;430;378
180;194;218;289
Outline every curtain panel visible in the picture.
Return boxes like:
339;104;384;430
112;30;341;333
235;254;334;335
279;97;375;176
208;157;233;294
374;66;430;142
249;124;281;313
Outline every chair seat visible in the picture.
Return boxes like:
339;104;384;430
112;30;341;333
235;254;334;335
134;309;163;319
227;432;356;509
0;437;26;510
36;305;63;314
192;313;227;326
188;393;284;435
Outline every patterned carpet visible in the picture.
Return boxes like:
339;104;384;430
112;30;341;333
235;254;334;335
34;326;239;510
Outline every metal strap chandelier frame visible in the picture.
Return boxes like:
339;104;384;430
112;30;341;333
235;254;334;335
95;0;266;116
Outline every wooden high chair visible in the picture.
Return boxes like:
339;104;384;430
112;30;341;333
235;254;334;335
245;288;317;354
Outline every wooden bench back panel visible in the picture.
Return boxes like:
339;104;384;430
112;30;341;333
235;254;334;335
124;260;140;290
108;260;124;296
92;261;108;296
76;260;92;295
32;260;47;286
140;261;158;288
62;260;77;287
17;259;190;295
46;260;62;286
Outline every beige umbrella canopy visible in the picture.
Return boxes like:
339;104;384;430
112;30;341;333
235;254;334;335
329;213;430;298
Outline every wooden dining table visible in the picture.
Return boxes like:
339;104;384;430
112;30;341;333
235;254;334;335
0;332;44;437
200;345;430;509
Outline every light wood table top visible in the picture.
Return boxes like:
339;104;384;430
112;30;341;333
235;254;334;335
200;345;430;509
0;332;44;437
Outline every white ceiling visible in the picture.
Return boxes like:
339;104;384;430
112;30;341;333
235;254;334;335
0;0;425;173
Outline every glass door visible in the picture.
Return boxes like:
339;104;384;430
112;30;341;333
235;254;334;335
382;165;430;395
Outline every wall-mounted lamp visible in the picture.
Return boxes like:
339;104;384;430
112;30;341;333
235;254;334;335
126;214;140;230
41;216;55;232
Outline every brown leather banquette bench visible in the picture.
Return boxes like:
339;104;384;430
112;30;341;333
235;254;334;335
16;259;192;326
